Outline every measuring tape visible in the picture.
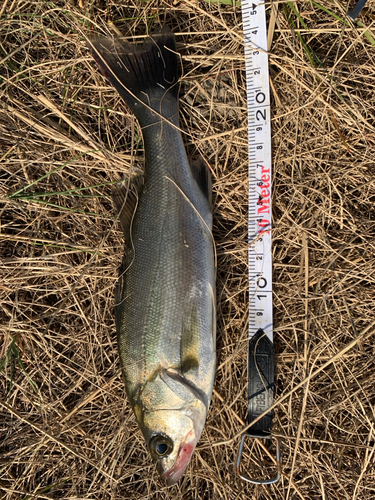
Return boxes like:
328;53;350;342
236;0;281;484
243;0;272;342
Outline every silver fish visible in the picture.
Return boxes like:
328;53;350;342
89;27;216;485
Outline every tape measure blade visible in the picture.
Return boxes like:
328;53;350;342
243;0;273;342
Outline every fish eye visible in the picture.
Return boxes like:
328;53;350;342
150;435;173;458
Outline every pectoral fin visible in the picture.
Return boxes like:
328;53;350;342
180;300;200;374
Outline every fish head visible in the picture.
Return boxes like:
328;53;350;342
135;368;210;485
143;407;204;486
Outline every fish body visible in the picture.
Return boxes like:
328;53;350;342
89;28;216;484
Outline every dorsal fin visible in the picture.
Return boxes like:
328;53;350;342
111;172;144;241
112;173;143;335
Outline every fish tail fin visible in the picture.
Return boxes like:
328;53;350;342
88;27;179;126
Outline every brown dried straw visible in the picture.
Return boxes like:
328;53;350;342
1;1;375;498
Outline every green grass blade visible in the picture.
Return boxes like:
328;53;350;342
12;344;38;395
10;180;120;200
204;0;242;5
355;20;375;46
8;151;105;198
311;0;375;46
11;198;112;219
20;478;73;500
1;336;38;396
287;1;310;31
0;336;17;373
282;5;321;67
310;0;348;24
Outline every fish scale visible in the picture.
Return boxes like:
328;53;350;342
121;126;211;378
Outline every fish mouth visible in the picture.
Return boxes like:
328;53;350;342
161;440;196;486
158;428;199;486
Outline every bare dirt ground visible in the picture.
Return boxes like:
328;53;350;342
1;1;375;498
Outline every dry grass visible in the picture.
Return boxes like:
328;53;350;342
1;0;375;498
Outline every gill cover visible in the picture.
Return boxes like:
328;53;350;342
136;370;208;485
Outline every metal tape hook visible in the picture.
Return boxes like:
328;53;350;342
236;432;281;485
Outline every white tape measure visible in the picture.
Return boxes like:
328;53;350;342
237;0;281;486
242;0;272;343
